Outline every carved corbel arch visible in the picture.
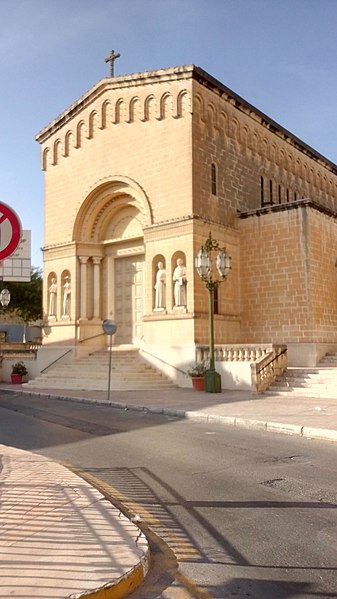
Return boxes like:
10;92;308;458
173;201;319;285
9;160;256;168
88;110;98;139
114;98;126;124
219;110;229;142
101;99;111;128
42;147;50;171
53;139;62;165
231;117;240;146
251;130;259;154
261;138;269;162
207;102;218;135
176;89;190;117
143;94;156;121
64;130;74;157
270;143;277;165
128;96;141;122
158;92;174;120
241;125;250;151
76;120;86;148
194;93;206;123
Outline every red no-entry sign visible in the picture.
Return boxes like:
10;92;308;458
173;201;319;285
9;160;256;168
0;202;22;260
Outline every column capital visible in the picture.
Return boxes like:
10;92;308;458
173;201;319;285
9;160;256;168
92;256;103;265
79;255;89;265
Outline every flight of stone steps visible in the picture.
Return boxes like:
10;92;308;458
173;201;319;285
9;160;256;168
24;348;176;391
267;352;337;397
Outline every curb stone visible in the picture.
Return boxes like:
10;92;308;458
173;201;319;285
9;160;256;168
2;387;337;445
71;551;151;599
301;427;337;441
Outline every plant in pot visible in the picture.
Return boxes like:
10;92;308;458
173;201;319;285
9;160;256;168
187;361;207;391
11;361;28;384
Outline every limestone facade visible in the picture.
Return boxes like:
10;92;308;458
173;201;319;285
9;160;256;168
36;64;337;375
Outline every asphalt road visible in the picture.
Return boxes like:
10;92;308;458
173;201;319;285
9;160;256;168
0;392;337;599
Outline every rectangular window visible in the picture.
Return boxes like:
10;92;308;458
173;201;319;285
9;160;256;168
261;177;264;206
211;163;217;195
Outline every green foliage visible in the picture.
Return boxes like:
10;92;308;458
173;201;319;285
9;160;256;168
11;361;28;375
3;267;42;323
187;361;208;377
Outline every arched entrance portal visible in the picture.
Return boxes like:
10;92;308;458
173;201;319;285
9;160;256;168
73;177;152;348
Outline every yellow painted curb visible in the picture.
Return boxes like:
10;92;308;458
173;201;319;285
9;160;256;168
72;552;150;599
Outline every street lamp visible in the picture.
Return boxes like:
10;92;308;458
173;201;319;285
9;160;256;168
0;288;10;309
195;232;232;393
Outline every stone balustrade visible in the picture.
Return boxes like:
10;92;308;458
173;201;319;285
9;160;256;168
196;344;276;363
196;343;287;392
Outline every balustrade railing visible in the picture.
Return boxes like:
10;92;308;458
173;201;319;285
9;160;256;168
250;345;287;392
196;343;287;392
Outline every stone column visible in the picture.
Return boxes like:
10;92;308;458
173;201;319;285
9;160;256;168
79;256;89;320
92;257;102;319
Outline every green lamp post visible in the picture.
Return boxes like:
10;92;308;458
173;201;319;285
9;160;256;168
195;232;232;393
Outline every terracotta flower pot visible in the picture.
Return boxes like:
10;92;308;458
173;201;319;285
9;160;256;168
11;373;23;384
191;376;205;391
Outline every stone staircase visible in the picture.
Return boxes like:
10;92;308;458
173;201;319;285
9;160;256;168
24;348;176;391
267;352;337;397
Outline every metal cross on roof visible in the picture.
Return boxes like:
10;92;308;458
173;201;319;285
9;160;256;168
105;49;120;77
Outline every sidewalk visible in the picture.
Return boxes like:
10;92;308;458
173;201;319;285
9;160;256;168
0;442;149;599
1;382;337;598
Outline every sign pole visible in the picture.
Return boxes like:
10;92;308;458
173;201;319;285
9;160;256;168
107;334;112;402
102;320;117;403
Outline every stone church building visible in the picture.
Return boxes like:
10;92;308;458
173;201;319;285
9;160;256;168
35;63;337;387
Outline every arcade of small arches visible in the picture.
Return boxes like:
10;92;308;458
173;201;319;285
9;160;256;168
41;88;191;170
196;93;337;203
209;161;336;210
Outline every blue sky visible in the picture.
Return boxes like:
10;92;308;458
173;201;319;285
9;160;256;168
1;0;337;267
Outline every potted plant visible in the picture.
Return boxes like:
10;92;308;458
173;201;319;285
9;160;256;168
11;361;28;384
187;361;207;391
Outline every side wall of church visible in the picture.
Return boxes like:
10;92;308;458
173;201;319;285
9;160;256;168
239;207;310;344
190;76;337;361
309;208;337;342
239;205;337;362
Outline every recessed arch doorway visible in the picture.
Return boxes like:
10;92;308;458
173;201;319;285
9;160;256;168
73;177;151;347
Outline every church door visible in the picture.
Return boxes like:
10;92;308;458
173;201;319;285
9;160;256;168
114;255;144;344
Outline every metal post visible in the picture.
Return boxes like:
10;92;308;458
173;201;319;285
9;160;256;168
107;334;112;402
208;286;215;371
102;320;117;402
205;284;221;393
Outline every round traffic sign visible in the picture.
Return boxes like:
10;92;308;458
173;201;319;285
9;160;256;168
102;319;117;336
0;202;22;260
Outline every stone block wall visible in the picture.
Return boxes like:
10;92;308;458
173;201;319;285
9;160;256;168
239;203;337;353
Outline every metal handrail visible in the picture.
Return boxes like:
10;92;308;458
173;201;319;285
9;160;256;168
40;348;73;373
140;347;188;376
78;332;105;343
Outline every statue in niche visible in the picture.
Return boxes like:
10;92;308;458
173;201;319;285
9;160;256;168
173;258;187;307
48;278;57;316
62;276;71;317
154;261;166;309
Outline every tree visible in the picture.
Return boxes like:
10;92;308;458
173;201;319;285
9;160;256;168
2;268;43;340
